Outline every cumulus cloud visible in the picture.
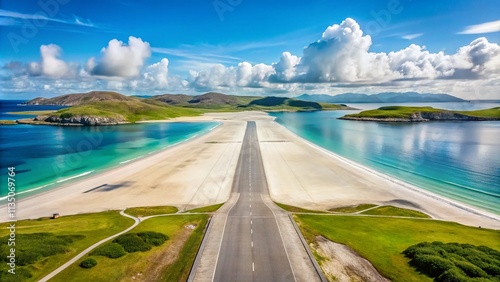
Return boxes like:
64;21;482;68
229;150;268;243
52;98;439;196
87;36;151;77
143;58;169;88
27;44;76;78
188;62;274;90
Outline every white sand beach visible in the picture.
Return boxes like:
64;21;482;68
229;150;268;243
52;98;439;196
2;111;499;229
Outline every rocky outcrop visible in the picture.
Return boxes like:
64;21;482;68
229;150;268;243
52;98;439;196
35;115;127;125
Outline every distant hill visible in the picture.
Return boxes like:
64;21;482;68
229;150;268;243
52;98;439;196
20;91;353;126
27;91;136;106
296;92;465;103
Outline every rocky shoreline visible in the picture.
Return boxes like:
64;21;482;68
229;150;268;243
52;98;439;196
11;115;128;126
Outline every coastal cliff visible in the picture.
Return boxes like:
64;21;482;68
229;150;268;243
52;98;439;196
35;114;126;125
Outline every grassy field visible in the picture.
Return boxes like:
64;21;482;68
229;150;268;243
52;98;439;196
186;203;224;213
125;206;178;217
55;100;202;122
295;215;500;282
0;211;134;281
328;204;377;213
344;106;500;119
361;205;430;218
456;107;500;118
53;214;208;282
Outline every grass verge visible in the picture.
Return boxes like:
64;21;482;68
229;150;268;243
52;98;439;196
0;211;134;282
294;215;500;282
125;206;178;217
186;203;224;213
52;214;208;282
360;205;430;218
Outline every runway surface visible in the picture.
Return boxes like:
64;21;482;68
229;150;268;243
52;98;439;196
213;121;295;281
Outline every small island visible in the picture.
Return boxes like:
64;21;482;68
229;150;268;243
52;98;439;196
339;106;500;122
5;91;354;126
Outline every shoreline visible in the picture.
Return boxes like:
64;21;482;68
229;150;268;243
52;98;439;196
0;120;221;203
271;120;499;222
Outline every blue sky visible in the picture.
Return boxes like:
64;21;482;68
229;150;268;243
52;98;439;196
1;0;499;99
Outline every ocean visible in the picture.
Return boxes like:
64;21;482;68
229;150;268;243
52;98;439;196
0;100;218;200
270;102;500;214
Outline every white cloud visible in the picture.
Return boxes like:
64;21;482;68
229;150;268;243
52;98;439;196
401;33;423;40
87;36;151;77
458;20;500;34
143;58;169;88
27;44;76;79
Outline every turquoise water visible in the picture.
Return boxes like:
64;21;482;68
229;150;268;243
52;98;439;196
0;112;218;199
270;102;500;214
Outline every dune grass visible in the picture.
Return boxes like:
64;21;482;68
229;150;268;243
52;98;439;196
125;206;178;217
186;203;224;213
294;215;500;282
0;211;134;282
329;204;377;213
361;205;430;218
52;214;208;282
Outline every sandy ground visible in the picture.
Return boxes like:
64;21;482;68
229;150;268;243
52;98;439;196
315;236;389;282
257;119;500;229
2;111;499;230
0;112;269;221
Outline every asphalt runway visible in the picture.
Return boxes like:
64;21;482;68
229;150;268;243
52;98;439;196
213;121;295;281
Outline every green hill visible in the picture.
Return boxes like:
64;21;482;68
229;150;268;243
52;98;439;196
340;106;500;122
17;91;352;126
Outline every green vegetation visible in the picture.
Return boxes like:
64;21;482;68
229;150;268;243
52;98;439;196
0;120;17;125
342;106;500;120
346;106;441;118
28;91;351;125
54;214;209;282
186;203;224;213
125;206;178;217
361;205;430;218
159;215;209;282
275;202;327;213
90;243;126;259
55;100;202;123
294;215;500;282
7;110;56;115
113;231;168;253
456;107;500;118
329;204;377;213
0;211;134;282
79;258;97;269
403;242;500;281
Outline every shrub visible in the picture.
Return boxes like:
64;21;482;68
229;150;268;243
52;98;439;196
454;260;489;278
410;254;454;277
113;234;151;253
404;242;500;281
136;231;168;247
0;268;33;282
437;268;468;282
79;258;97;269
90;243;126;258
